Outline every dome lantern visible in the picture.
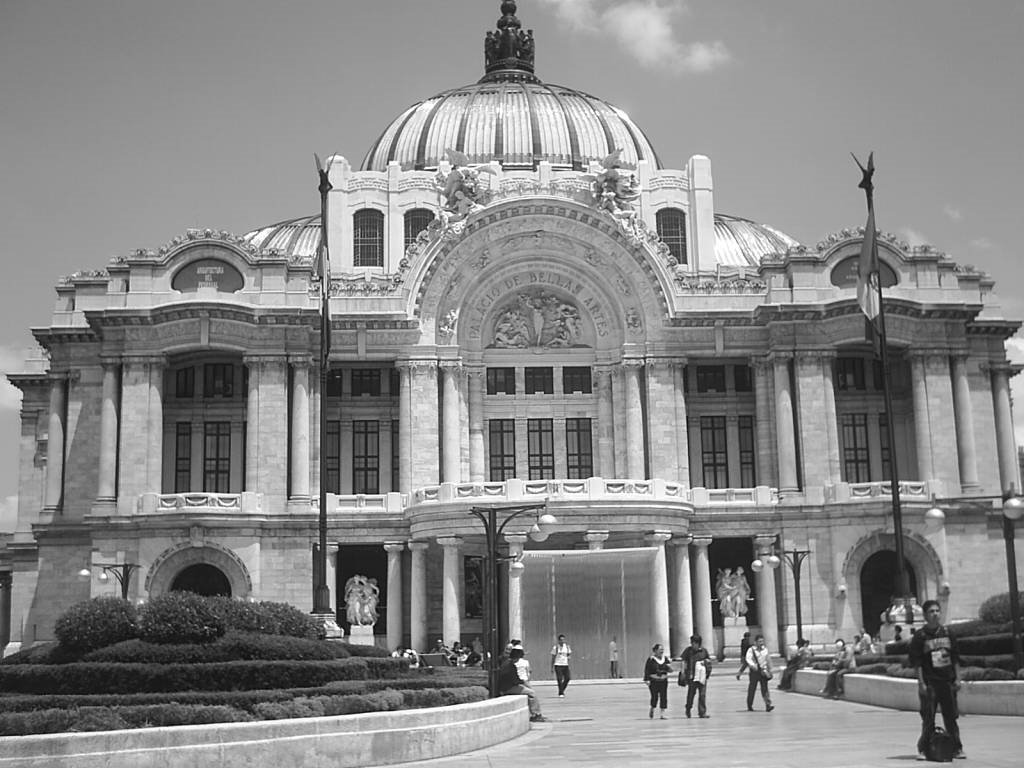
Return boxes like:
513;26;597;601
482;0;538;83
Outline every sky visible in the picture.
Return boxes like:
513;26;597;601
1;0;1023;528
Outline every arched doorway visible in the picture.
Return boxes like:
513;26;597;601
171;564;232;596
860;550;917;636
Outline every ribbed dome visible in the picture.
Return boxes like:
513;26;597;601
361;80;661;173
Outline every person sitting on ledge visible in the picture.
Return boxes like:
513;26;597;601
778;638;813;691
498;644;546;722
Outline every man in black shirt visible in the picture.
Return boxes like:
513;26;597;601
908;600;964;760
498;645;546;722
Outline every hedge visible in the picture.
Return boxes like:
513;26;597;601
53;598;138;655
81;632;352;664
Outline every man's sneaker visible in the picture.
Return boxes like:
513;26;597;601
766;705;775;712
648;707;654;719
699;714;710;719
916;753;927;762
954;751;967;760
558;694;565;698
530;714;548;723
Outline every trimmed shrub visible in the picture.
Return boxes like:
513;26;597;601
203;598;321;640
957;633;1014;656
53;597;138;655
978;592;1024;624
948;619;1013;638
0;708;78;736
344;643;392;658
71;706;130;732
82;631;350;664
137;592;226;645
0;642;81;666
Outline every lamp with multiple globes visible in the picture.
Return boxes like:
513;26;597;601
1002;491;1023;671
78;563;141;601
753;546;811;644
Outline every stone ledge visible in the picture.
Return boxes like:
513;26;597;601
792;669;1024;716
0;696;530;768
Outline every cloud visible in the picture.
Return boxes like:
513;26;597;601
899;227;930;248
969;237;994;250
943;204;962;222
0;345;28;414
537;0;730;74
1007;337;1024;447
0;495;16;534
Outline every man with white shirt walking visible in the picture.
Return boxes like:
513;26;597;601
745;634;774;712
551;633;573;697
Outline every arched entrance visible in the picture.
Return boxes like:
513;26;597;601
170;563;232;596
859;550;917;636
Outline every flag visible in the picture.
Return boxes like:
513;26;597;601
857;206;880;321
314;153;333;364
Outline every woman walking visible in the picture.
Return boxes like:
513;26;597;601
643;643;672;720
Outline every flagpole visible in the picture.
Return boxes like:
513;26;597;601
854;153;915;624
313;155;333;616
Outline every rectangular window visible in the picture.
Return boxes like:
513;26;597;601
391;420;399;491
352;420;380;494
351;369;381;397
565;418;593;479
326;421;341;493
524;367;554;395
738;415;756;487
841;413;871;482
527;419;555;479
696;365;726;393
174;422;192;492
733;365;753;393
175;367;195;398
562;366;592;394
488;419;516;481
486;367;516;395
326;369;344;398
700;415;729;489
203;421;231;493
879;413;892;481
203;363;234;398
872;359;885;391
837;358;866;391
389;368;400;398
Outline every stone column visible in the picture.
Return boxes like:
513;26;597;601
673;362;691;487
440;362;462;483
43;374;67;512
754;536;780;653
0;571;12;652
410;361;440;490
379;419;393;493
910;353;934;482
585;531;609;550
951;355;980;492
384;542;404;651
244;356;289;508
397;362;413;494
645;360;678;481
96;360;119;505
990;364;1022;492
467;367;485;482
670;535;694;657
505;533;528;643
646;532;672;652
692;537;714;652
772;355;798;493
408;541;429;652
595;366;616;477
794;353;836;488
623;359;646;478
289;358;311;500
820;352;841;485
118;356;164;514
925;354;960;492
438;536;463;645
752;358;776;488
245;358;261;492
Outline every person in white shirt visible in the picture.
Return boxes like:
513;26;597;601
609;636;620;678
551;634;573;697
744;634;775;712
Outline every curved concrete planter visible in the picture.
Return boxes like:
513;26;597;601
793;669;1024;716
0;696;530;768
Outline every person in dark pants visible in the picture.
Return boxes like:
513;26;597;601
909;600;964;760
550;633;572;697
735;631;751;679
643;643;672;719
680;634;712;718
745;634;774;712
778;638;813;690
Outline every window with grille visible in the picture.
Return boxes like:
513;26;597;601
734;365;753;393
488;419;516;481
175;367;195;398
562;366;592;394
738;415;756;487
353;420;380;494
325;421;341;493
203;422;231;493
175;422;191;492
566;418;593;479
404;208;435;250
353;209;385;268
700;415;729;488
656;208;687;265
524;367;554;394
696;365;726;393
203;363;234;398
841;413;871;482
486;367;516;395
351;369;381;397
527;419;555;479
837;358;866;391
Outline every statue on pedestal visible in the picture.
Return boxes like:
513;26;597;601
716;567;752;619
344;574;380;626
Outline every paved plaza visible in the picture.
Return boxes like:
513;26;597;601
387;675;1024;768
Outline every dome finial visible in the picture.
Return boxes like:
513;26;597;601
482;0;539;83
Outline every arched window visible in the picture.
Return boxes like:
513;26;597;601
656;208;687;265
353;209;385;267
404;208;435;250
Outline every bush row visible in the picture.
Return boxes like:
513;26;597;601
81;632;351;664
0;657;411;695
0;687;489;737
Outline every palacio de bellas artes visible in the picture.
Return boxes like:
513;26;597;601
0;1;1021;677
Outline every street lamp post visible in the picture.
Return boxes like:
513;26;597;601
468;504;557;698
78;563;141;600
781;548;811;643
1002;490;1024;671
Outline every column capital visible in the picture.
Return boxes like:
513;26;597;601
753;534;776;555
645;530;673;546
621;357;646;370
645;358;677;374
384;542;405;555
504;533;529;548
407;540;430;552
584;530;609;549
981;361;1023;376
289;355;314;368
795;349;836;364
121;354;166;366
438;359;463;372
750;356;773;374
99;355;123;369
767;351;793;364
242;353;289;366
691;536;713;549
437;536;463;549
669;533;693;548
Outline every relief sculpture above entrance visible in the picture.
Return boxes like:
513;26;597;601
489;288;586;349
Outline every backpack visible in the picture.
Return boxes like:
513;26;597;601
923;726;956;762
